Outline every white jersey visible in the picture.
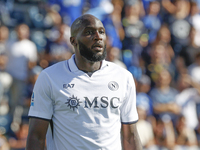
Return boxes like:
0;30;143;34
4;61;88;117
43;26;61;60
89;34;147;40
28;54;138;150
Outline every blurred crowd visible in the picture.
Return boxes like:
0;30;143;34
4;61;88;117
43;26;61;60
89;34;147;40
0;0;200;149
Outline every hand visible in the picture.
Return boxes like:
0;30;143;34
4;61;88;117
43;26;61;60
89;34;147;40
168;103;180;114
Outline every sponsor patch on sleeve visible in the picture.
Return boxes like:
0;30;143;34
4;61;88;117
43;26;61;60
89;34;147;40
31;92;34;106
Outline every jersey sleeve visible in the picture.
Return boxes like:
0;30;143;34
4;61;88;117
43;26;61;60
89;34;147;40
120;73;138;124
28;71;54;120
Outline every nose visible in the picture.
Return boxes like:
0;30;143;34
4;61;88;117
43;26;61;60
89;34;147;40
93;31;103;40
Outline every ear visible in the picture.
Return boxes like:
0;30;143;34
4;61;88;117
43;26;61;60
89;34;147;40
70;37;77;47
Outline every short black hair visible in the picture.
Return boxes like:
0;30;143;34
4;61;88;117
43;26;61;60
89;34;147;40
70;14;100;37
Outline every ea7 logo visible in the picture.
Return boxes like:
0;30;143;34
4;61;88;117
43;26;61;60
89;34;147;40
63;84;75;89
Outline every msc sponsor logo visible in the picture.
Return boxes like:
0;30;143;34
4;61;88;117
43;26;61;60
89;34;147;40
65;96;120;111
65;95;81;111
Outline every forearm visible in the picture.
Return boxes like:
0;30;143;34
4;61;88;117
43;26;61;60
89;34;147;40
26;118;49;150
122;124;143;150
154;103;180;114
123;133;143;150
161;0;176;14
164;121;175;148
26;135;45;150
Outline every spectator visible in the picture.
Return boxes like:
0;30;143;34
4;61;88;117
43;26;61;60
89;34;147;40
106;47;127;69
190;1;200;34
0;91;11;136
46;0;85;25
175;74;200;130
136;74;153;117
174;115;199;150
0;133;10;150
136;105;157;150
0;26;13;100
44;7;63;29
85;0;114;21
142;0;162;44
163;0;191;56
23;66;43;116
122;0;146;46
195;116;200;147
161;0;177;15
5;24;38;115
150;43;172;67
136;74;157;149
0;26;9;55
84;0;122;50
110;0;125;41
8;121;29;150
153;117;176;149
176;27;200;76
145;43;175;86
188;52;200;83
44;23;73;66
122;0;146;69
187;52;200;121
149;69;180;123
154;24;174;62
0;26;13;136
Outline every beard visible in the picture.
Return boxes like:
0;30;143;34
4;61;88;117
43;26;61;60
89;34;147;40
78;40;107;62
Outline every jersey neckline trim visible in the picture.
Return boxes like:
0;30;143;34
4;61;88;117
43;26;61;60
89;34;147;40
67;54;108;73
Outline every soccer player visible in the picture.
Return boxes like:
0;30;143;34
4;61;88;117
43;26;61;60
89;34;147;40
26;14;142;150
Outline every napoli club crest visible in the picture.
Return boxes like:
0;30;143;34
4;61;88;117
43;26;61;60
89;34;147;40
108;81;119;91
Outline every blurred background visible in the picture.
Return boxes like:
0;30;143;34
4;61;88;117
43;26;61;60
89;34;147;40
0;0;200;149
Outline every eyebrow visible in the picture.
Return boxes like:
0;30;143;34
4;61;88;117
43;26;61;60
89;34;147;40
83;26;105;30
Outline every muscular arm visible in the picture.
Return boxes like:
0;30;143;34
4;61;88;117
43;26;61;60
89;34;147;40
121;123;143;150
26;118;50;150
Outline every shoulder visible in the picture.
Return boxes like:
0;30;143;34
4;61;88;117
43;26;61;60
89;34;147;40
23;39;36;45
104;60;135;84
21;39;37;51
149;88;159;96
35;61;68;87
105;60;133;76
42;60;67;76
105;60;129;73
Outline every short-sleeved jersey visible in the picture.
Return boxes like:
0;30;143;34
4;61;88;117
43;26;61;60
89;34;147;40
28;54;138;150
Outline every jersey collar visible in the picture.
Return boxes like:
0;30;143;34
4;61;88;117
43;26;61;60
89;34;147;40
68;54;108;73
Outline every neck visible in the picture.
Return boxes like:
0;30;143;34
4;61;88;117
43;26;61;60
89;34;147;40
158;85;169;91
74;55;102;72
18;38;26;41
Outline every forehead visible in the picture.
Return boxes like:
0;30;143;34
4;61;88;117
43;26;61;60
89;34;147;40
80;17;104;30
71;15;105;37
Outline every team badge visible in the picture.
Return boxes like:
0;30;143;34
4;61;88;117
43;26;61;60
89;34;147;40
65;95;81;111
108;81;119;91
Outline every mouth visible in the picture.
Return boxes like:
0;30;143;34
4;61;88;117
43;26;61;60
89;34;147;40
92;43;103;51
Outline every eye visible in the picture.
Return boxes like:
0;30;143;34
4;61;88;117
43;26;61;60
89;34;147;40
86;30;93;35
99;30;105;34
